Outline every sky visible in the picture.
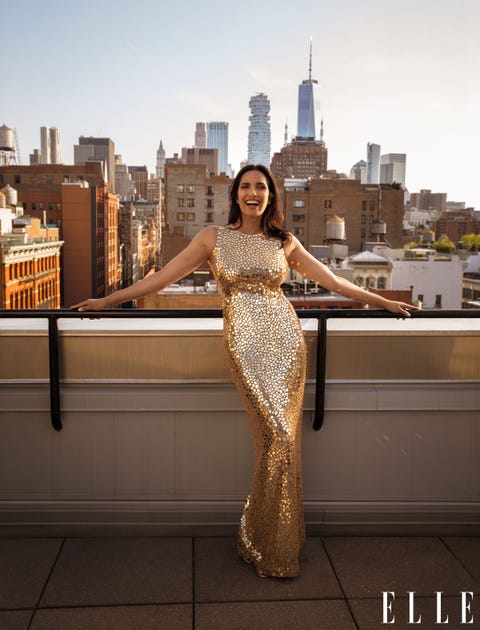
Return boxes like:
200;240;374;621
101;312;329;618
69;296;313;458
3;0;479;208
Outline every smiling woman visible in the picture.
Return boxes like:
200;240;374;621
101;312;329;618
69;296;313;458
72;164;415;577
227;164;289;241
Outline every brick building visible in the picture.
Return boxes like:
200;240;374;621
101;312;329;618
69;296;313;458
164;164;232;239
61;181;120;306
409;189;447;213
433;210;480;244
0;163;106;229
181;147;218;176
0;206;63;309
0;164;120;306
281;178;405;253
271;138;328;179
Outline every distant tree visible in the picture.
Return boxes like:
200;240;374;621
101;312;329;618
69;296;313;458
431;235;456;253
460;233;480;252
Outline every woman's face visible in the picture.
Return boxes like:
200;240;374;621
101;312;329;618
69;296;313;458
236;169;270;220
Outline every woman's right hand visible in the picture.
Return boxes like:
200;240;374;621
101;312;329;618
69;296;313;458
71;297;109;312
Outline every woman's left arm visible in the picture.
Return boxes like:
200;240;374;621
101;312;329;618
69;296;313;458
285;235;417;317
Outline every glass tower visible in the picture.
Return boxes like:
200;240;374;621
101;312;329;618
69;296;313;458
367;143;381;184
296;41;321;140
206;122;228;174
247;93;271;167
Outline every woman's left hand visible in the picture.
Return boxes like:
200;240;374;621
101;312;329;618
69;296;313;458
383;300;418;317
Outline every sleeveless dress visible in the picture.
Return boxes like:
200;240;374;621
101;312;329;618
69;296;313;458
209;225;307;577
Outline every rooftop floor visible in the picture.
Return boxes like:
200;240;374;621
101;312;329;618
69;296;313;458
1;535;479;629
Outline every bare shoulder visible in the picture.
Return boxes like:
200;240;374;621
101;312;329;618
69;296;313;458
282;233;302;258
193;225;218;252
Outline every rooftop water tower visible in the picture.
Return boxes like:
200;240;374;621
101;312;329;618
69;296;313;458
0;125;18;165
371;217;387;242
325;214;346;243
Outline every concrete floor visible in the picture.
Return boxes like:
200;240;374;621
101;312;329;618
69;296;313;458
0;536;479;629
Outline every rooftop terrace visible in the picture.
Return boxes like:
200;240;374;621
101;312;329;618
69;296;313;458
1;534;479;629
0;308;479;628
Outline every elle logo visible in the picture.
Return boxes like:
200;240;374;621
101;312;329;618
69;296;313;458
382;591;474;625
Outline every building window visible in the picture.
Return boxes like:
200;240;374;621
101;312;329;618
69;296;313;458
187;212;195;221
362;201;367;211
206;199;213;209
377;277;387;290
207;186;213;195
176;212;185;221
186;198;195;207
14;175;21;185
361;228;366;238
48;203;54;211
176;184;185;193
369;215;374;224
177;198;185;207
56;203;62;211
435;294;442;308
63;175;69;183
292;214;305;222
369;200;375;211
324;200;332;208
39;202;44;210
293;227;304;236
292;200;305;208
31;202;37;210
361;215;366;224
186;185;195;193
355;276;364;286
205;212;214;223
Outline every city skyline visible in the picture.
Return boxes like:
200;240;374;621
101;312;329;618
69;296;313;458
3;0;479;208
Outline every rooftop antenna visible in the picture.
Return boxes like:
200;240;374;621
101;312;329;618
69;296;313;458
309;36;313;82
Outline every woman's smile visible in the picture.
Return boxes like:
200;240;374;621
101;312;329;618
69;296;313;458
237;170;269;218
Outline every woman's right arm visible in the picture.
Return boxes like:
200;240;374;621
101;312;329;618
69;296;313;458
72;226;217;311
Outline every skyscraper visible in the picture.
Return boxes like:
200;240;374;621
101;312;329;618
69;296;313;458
40;127;62;164
271;43;327;178
296;40;321;139
247;93;271;167
350;160;367;183
367;143;381;184
206;122;228;174
380;153;406;187
74;136;115;193
156;140;166;179
195;123;206;148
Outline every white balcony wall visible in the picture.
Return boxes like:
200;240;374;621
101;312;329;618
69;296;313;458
0;317;479;536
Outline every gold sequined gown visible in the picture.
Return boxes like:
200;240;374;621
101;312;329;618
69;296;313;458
209;226;306;577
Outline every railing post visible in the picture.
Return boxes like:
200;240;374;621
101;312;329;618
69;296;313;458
48;315;63;431
312;316;327;431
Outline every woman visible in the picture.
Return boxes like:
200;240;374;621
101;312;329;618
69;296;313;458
74;164;414;578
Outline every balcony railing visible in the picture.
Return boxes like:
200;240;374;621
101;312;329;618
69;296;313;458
1;308;479;433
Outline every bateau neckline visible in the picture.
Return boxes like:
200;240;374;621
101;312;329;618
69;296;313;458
225;226;265;237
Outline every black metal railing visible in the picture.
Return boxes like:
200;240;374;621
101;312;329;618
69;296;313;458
1;308;479;432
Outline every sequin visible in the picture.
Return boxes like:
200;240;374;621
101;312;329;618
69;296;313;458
209;226;306;577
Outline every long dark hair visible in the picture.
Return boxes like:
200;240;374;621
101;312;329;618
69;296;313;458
228;164;289;243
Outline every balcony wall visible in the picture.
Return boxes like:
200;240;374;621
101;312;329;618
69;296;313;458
0;316;479;536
